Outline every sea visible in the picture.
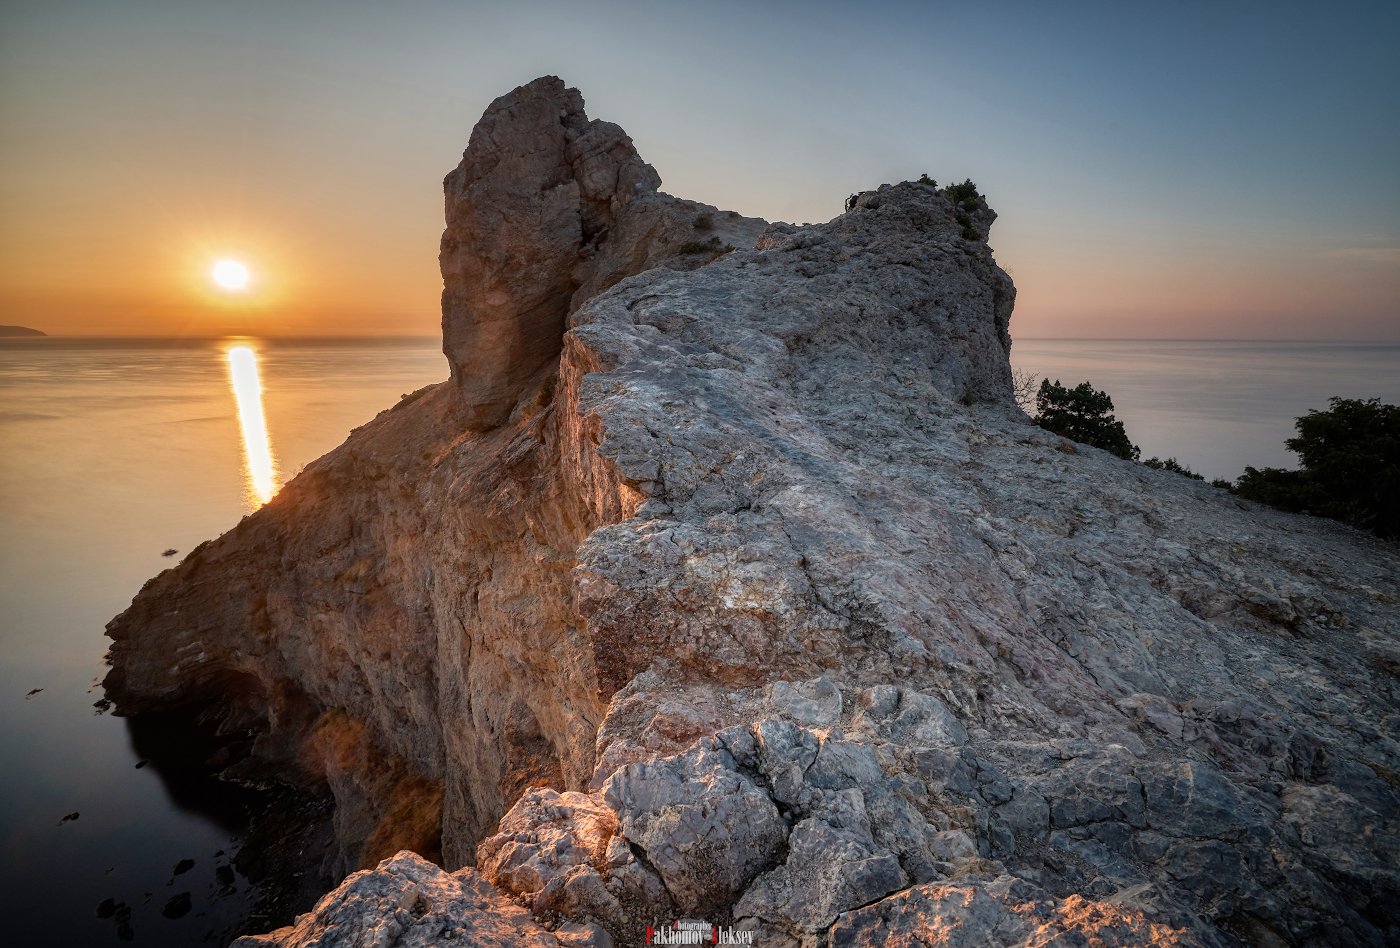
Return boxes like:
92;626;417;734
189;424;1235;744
0;336;1397;945
1011;340;1400;481
0;337;447;946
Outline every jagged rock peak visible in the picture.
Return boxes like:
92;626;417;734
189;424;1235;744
106;76;1400;948
439;76;652;429
440;75;764;430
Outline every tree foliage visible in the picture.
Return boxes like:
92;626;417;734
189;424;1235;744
1034;379;1140;460
940;178;981;208
1143;456;1205;480
939;179;984;239
1232;397;1400;537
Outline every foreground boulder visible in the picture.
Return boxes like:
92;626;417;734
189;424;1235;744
233;851;566;947
107;77;1398;946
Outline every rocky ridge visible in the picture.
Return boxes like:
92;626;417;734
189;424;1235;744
106;77;1398;946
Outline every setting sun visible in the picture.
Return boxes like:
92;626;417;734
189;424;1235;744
212;259;250;291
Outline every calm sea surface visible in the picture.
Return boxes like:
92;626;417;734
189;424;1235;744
1;336;1397;944
1012;340;1400;481
0;337;447;946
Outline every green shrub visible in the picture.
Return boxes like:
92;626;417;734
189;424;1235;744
934;178;983;239
677;236;732;256
693;212;715;232
917;173;937;187
940;178;981;208
1034;379;1140;461
1143;457;1205;480
1232;397;1400;537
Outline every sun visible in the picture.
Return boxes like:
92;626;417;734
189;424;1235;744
212;259;250;291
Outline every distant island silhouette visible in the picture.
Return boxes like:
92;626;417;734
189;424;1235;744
0;325;46;337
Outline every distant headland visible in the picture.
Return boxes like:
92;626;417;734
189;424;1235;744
0;325;46;337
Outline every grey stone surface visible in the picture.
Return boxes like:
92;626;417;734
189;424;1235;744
233;851;561;947
826;875;1211;947
106;77;1399;947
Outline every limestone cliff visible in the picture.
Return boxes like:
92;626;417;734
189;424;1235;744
106;77;1398;947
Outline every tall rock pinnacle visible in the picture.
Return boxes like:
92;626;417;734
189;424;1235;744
439;77;660;428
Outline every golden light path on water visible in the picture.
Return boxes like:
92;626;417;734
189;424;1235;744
225;344;279;505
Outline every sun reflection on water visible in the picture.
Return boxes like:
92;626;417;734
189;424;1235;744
225;343;279;506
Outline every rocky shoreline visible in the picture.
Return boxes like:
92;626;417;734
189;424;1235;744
107;77;1398;946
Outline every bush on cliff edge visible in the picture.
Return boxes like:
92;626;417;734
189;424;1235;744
1034;379;1140;461
1233;397;1400;538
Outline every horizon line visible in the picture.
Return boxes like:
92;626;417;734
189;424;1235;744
7;333;1400;345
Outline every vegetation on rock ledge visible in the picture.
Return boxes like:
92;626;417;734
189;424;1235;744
1033;378;1139;461
1026;376;1397;538
1233;397;1399;538
678;236;733;256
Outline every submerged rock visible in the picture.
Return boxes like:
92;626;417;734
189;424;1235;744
162;891;192;919
106;77;1399;946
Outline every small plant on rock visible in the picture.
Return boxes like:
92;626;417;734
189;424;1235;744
1143;457;1205;480
677;236;732;256
1012;369;1040;413
934;179;983;240
940;178;981;208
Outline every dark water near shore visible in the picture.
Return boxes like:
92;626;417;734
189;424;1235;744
0;337;446;946
1;335;1396;944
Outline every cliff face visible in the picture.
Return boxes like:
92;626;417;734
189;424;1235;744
439;76;766;430
106;77;1399;947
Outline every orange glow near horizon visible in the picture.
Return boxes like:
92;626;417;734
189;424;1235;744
226;344;279;505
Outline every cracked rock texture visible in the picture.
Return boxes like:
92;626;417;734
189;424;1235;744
107;77;1398;946
232;851;566;947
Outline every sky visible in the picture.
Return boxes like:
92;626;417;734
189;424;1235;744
2;0;1397;340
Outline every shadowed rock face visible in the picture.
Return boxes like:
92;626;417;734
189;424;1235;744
107;78;1398;948
440;75;765;429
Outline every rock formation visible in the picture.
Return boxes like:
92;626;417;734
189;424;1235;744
106;77;1398;947
439;76;765;429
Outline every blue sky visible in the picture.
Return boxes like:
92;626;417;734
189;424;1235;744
2;0;1397;337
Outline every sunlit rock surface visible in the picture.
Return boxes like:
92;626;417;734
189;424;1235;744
107;77;1399;947
232;851;565;947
